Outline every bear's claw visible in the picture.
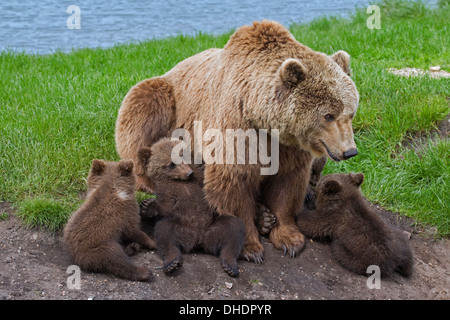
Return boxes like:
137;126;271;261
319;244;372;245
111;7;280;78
270;224;306;258
240;248;264;264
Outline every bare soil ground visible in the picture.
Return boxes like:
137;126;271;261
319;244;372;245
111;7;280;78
0;201;448;300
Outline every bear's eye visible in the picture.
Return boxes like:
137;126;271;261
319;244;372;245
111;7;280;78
168;162;176;169
324;114;335;122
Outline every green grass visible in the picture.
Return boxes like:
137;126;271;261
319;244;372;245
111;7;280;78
0;0;449;236
14;195;78;232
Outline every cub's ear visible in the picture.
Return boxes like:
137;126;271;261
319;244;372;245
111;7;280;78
350;172;364;186
330;50;351;76
135;147;152;176
279;58;306;87
91;159;106;176
323;180;341;195
118;159;134;176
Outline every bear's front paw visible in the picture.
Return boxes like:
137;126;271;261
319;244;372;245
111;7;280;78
269;224;305;258
139;197;158;218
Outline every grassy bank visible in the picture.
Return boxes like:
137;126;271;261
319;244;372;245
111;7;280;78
0;0;448;236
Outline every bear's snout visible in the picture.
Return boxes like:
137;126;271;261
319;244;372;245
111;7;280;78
342;148;358;160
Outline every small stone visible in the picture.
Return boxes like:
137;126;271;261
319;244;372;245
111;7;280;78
225;282;233;289
429;66;440;72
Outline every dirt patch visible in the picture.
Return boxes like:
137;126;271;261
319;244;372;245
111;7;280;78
387;67;450;79
0;201;448;300
402;113;449;151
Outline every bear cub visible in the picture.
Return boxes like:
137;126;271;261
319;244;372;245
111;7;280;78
297;173;413;277
63;159;156;281
137;138;245;277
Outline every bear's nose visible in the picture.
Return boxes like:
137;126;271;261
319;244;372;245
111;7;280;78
343;148;358;160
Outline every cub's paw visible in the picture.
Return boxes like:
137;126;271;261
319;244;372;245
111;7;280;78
269;224;305;258
221;259;240;277
304;186;317;210
139;197;158;218
124;243;140;256
256;204;277;235
163;257;182;274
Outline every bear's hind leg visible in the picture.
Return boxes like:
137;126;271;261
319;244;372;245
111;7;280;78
123;226;157;251
202;216;245;277
154;219;184;274
331;241;367;275
95;242;153;281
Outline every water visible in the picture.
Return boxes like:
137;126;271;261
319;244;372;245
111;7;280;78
0;0;371;55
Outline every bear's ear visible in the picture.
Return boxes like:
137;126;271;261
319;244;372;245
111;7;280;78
350;172;364;186
279;58;306;87
118;159;134;176
330;50;351;76
136;147;152;176
323;180;341;195
91;159;106;176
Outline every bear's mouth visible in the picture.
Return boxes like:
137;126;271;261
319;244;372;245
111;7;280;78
320;140;341;162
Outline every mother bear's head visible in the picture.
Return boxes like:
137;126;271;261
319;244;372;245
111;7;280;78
225;20;359;162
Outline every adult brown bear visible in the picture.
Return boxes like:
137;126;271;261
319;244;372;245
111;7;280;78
115;20;359;263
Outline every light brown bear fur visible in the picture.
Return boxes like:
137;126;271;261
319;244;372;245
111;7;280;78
297;173;413;277
115;20;359;262
63;159;156;281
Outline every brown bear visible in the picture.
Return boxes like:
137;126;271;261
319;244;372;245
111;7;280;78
115;20;359;262
136;138;245;276
63;159;156;281
296;173;413;277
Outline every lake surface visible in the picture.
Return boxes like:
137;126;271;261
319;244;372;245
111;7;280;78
0;0;371;54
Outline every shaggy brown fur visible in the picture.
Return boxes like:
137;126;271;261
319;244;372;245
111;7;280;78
137;138;245;277
304;156;328;209
296;173;413;277
115;20;359;262
63;160;156;281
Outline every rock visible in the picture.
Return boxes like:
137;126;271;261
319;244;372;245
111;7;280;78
403;231;412;240
225;282;233;289
429;66;441;72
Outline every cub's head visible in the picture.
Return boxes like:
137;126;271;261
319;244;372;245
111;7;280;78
136;138;193;182
315;172;364;210
87;159;135;192
275;49;359;162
